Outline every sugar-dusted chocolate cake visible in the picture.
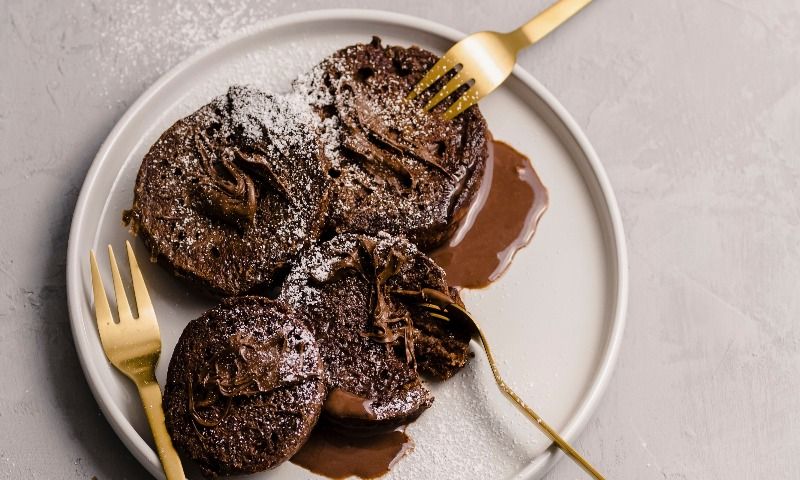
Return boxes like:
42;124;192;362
294;37;489;251
163;296;325;478
125;85;331;296
280;232;471;431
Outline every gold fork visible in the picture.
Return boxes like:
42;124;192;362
408;0;592;120
89;241;185;480
407;288;605;480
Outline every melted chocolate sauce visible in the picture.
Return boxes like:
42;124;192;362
291;423;413;479
433;140;549;289
323;388;377;420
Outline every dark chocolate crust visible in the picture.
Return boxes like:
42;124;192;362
295;37;489;251
163;296;325;478
280;233;471;431
125;86;331;296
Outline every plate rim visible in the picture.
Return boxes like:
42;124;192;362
66;8;628;479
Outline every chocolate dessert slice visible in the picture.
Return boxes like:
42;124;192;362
280;232;471;431
295;37;490;251
163;296;325;478
125;85;331;296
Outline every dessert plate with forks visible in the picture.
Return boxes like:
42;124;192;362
67;9;627;480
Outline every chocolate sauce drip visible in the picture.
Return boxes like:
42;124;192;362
291;423;413;479
433;140;549;289
323;388;378;421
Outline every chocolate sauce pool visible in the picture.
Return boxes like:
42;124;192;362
291;390;413;478
433;140;549;288
291;424;413;479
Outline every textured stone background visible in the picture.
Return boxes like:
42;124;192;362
2;0;799;478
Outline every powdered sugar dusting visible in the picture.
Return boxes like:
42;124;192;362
225;86;322;160
83;0;280;100
391;359;538;480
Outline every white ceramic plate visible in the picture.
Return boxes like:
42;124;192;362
67;9;627;480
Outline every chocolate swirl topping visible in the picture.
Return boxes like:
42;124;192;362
188;332;300;427
304;232;466;376
311;236;418;368
193;130;257;228
235;145;292;201
335;82;453;188
192;129;298;230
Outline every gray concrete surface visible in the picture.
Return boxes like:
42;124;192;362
2;0;800;478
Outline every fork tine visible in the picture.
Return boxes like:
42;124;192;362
442;84;482;121
108;245;134;323
126;240;156;323
426;311;452;322
424;71;469;112
416;302;453;322
90;250;114;337
407;56;457;101
418;302;444;312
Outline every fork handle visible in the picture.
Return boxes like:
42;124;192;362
473;327;606;480
137;379;186;480
506;0;592;51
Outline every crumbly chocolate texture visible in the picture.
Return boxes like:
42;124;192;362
280;232;471;431
413;285;475;380
125;85;331;296
164;296;325;478
294;37;489;251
